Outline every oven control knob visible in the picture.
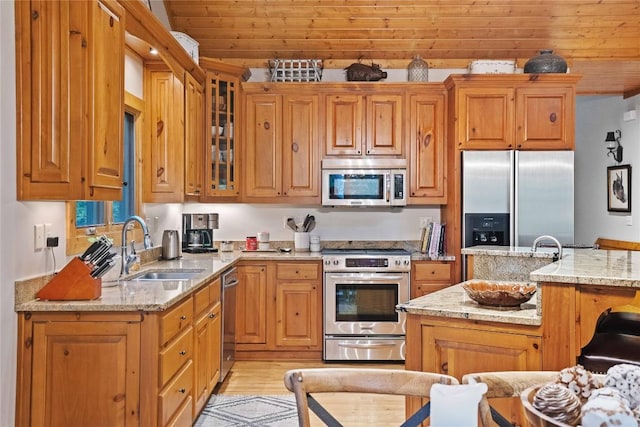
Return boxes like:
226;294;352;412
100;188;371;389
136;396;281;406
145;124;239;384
333;260;339;265
395;260;401;266
324;259;330;266
403;260;410;266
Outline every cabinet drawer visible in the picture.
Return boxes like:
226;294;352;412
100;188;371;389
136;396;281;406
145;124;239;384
159;360;193;426
161;298;194;346
276;263;319;280
165;395;193;427
413;262;452;281
210;277;221;305
194;285;211;316
160;326;193;386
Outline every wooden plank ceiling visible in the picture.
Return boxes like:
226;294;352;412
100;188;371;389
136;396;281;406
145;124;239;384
163;0;640;96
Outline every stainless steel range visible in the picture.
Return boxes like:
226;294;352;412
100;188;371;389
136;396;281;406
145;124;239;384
322;248;411;361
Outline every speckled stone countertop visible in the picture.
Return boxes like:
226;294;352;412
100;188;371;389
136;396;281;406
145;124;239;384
15;250;323;312
461;245;562;258
397;283;541;326
530;249;640;288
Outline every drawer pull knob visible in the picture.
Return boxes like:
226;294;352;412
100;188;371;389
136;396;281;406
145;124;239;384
179;350;186;356
209;313;216;319
441;362;448;373
178;388;186;394
180;315;187;320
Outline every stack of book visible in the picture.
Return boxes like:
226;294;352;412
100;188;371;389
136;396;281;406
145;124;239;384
420;222;446;256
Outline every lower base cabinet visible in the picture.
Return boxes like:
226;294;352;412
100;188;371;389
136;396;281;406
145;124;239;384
236;260;323;359
18;313;142;427
405;315;542;426
17;277;222;427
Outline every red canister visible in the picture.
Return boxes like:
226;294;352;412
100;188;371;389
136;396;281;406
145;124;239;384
245;236;257;251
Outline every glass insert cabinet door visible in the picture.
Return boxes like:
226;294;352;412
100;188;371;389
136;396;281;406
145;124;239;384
206;71;239;197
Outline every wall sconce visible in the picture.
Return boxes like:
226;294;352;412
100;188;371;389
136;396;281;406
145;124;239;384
605;130;623;163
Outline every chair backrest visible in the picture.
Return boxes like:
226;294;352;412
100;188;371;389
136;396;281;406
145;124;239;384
284;368;487;427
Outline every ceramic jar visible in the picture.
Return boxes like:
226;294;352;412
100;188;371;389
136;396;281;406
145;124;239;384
524;50;568;73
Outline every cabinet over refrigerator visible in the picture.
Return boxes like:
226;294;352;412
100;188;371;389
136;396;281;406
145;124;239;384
462;150;574;249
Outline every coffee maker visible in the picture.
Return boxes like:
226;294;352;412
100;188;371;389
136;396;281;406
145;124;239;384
182;213;219;253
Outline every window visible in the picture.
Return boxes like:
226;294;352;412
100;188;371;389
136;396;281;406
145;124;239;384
66;93;144;255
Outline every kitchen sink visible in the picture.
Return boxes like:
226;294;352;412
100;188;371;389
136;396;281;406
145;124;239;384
130;269;205;281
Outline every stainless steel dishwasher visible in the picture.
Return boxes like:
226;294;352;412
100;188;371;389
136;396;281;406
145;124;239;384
220;266;238;382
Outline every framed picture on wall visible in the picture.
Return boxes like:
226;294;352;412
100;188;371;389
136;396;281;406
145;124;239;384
607;164;631;213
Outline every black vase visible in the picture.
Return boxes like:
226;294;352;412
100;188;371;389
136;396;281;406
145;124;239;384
523;50;568;73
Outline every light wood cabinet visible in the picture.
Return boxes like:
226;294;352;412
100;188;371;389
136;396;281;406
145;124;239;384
325;92;403;157
143;63;185;202
446;74;579;151
411;260;453;298
15;0;125;201
201;60;244;200
236;264;268;344
193;278;222;417
236;260;323;359
405;314;542;426
273;263;322;349
184;73;204;199
17;277;226;426
243;92;320;202
406;90;447;204
17;312;141;426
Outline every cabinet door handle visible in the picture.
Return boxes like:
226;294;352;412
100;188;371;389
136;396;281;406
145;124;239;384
178;388;186;394
156;167;165;177
179;350;186;356
441;362;448;373
157;120;164;136
263;121;270;130
549;112;557;123
209;313;216;319
292;142;299;152
180;315;187;320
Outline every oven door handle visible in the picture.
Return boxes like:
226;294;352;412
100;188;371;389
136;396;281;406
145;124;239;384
325;274;407;282
337;341;399;349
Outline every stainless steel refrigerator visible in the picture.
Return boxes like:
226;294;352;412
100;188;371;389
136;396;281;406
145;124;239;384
462;151;574;248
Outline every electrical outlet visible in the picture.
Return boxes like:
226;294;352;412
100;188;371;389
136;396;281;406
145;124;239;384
34;224;44;251
419;217;433;228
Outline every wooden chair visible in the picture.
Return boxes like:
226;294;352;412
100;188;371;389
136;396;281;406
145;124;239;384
284;368;488;427
462;371;560;427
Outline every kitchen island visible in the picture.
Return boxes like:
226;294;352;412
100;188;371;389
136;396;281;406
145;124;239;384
399;246;640;423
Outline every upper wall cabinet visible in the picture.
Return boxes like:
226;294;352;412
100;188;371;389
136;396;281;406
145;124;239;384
184;73;204;199
16;0;125;200
445;74;580;150
200;59;245;201
325;91;403;157
143;63;185;203
406;89;447;204
243;88;320;203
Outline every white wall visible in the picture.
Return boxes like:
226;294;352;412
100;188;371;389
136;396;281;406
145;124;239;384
575;95;640;244
182;203;441;243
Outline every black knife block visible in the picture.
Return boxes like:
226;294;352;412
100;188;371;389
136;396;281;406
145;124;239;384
36;257;102;301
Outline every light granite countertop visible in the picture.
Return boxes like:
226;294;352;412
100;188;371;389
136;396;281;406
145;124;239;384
530;249;640;288
397;283;541;326
461;245;563;258
15;250;323;312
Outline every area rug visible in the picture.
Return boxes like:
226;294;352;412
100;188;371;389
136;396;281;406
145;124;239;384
195;394;299;427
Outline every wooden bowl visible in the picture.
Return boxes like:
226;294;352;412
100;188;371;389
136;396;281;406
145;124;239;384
462;279;536;307
520;386;574;427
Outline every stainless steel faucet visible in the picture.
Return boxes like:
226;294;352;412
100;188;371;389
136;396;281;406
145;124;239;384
532;235;563;261
120;215;153;275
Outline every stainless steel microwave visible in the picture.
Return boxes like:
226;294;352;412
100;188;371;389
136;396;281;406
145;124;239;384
321;159;407;207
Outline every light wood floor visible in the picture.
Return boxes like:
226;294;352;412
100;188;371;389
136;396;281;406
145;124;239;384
211;360;407;426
